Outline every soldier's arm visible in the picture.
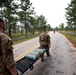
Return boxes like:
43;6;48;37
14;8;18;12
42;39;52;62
1;36;18;75
48;35;51;47
6;42;18;75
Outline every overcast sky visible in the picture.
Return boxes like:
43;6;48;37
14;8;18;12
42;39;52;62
30;0;71;28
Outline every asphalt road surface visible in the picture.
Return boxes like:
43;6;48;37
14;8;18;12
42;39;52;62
13;37;39;58
14;31;76;75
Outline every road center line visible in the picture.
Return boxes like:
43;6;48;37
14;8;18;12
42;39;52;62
15;43;39;61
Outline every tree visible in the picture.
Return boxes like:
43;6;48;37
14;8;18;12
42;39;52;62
59;23;64;31
0;0;19;37
29;16;37;34
47;24;52;31
37;15;47;32
65;0;76;31
19;0;34;36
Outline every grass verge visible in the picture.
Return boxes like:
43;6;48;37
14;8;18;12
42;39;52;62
60;32;76;47
13;34;39;45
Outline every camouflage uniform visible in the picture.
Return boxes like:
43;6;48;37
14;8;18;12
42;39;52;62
39;32;50;61
0;32;17;75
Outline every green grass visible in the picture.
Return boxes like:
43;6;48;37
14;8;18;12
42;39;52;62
60;32;76;47
13;34;39;45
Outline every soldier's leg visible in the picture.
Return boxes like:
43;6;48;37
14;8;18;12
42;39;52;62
46;48;50;56
41;52;44;62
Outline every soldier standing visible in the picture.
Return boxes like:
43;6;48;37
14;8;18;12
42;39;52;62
39;30;51;62
0;18;19;75
53;30;55;33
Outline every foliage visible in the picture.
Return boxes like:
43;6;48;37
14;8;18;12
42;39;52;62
65;0;76;31
0;0;52;38
60;31;76;47
59;23;64;31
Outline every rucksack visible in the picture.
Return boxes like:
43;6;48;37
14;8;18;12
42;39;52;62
40;33;48;41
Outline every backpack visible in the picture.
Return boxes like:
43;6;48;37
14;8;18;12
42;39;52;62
40;33;48;41
40;33;48;45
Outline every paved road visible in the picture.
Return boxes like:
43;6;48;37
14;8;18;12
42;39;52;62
21;31;76;75
13;37;39;58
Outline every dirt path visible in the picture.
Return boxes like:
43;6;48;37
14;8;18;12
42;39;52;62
23;32;76;75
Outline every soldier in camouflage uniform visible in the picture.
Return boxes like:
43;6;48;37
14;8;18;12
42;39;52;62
39;30;51;62
0;18;19;75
